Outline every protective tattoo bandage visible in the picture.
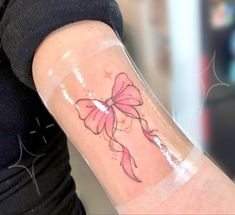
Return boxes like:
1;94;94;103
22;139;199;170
36;31;205;212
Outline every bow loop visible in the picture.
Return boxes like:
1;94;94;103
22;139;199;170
112;73;143;107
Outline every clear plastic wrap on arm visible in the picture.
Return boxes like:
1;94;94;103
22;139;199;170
33;22;205;213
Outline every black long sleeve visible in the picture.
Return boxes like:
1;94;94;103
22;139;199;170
0;1;123;214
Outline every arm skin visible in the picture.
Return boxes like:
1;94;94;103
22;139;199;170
32;21;235;214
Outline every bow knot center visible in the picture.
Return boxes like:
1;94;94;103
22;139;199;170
106;98;114;107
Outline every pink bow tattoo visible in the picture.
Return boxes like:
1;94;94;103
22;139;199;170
76;73;180;183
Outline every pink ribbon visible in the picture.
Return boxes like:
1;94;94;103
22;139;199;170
75;73;177;182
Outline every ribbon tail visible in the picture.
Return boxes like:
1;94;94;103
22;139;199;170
140;119;181;167
120;145;142;183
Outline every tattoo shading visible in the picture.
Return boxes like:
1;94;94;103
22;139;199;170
75;73;180;182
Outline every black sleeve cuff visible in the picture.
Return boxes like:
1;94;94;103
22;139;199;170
0;0;123;89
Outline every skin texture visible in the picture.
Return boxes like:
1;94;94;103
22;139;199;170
32;21;235;214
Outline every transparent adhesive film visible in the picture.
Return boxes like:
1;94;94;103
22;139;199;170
38;36;204;211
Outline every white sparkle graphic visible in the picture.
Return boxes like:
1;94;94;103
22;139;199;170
8;135;47;196
29;117;55;144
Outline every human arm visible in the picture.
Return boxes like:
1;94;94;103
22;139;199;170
32;21;235;214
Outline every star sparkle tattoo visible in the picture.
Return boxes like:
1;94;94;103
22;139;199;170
75;73;180;182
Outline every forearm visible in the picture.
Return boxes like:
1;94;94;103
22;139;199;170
32;21;235;214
